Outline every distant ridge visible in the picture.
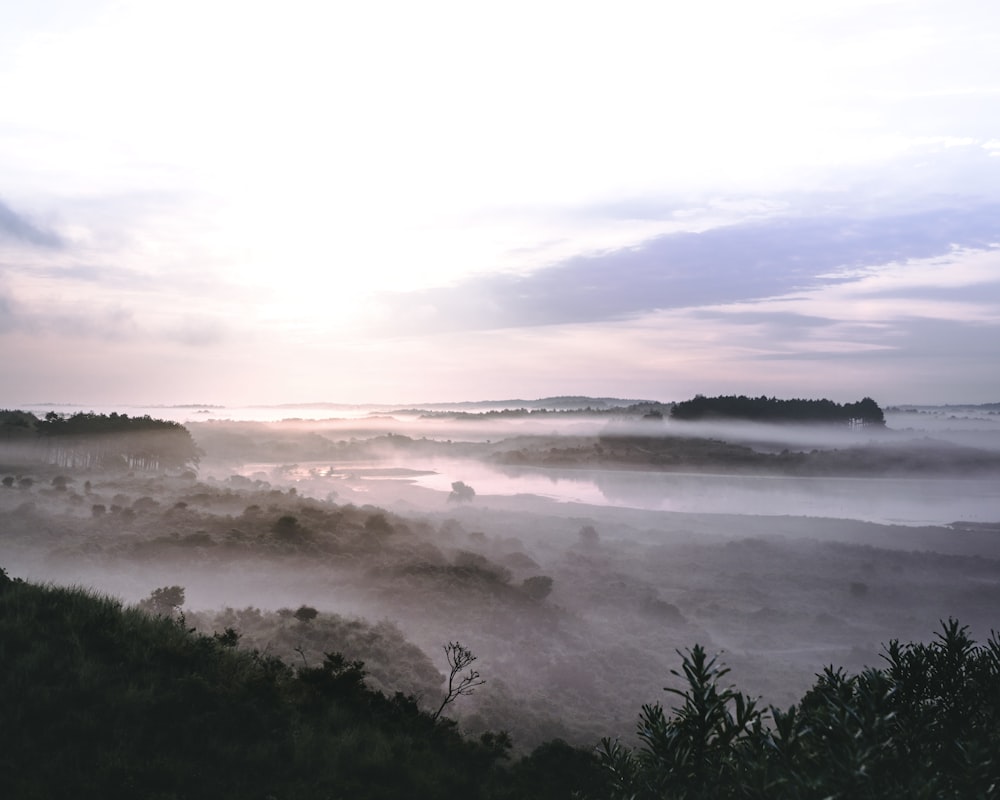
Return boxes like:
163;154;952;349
270;396;655;412
394;396;655;412
892;402;1000;412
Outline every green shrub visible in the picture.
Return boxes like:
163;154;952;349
599;620;1000;799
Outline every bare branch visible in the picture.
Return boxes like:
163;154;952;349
431;641;486;721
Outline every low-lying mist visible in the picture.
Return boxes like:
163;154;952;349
184;407;1000;452
2;403;999;749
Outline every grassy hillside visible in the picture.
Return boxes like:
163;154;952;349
0;567;601;800
3;567;999;798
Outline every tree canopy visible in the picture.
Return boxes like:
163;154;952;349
1;410;200;471
670;394;885;426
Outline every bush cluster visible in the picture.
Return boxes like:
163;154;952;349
601;620;1000;799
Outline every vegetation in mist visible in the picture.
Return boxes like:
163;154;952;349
2;568;998;798
2;398;999;797
600;620;1000;799
669;395;886;427
1;410;200;471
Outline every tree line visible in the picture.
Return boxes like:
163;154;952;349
0;409;200;471
670;395;886;427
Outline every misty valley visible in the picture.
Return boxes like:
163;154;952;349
3;396;1000;798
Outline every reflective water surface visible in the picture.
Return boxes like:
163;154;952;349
252;457;1000;527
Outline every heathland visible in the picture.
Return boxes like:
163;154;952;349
2;397;999;797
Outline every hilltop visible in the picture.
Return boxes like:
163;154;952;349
0;567;602;800
3;569;999;798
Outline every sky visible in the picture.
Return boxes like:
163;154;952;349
2;0;999;407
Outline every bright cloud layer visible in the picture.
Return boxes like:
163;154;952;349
1;0;999;405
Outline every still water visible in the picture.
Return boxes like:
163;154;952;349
418;462;1000;527
266;457;1000;528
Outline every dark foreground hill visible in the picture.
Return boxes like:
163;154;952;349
2;566;999;799
0;567;601;800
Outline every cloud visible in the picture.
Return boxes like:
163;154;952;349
37;304;138;341
26;262;164;291
0;278;137;341
0;295;232;347
0;198;62;247
164;317;227;347
657;247;1000;381
367;204;1000;335
0;292;16;333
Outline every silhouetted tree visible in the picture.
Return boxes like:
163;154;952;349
521;575;554;601
432;641;485;721
138;586;186;617
448;481;476;502
578;525;600;545
364;513;394;536
272;514;305;541
33;411;200;470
